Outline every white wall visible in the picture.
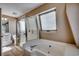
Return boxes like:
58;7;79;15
9;18;16;35
66;3;79;47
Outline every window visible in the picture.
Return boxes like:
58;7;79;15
39;8;56;31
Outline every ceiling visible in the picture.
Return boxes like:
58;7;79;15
0;3;43;18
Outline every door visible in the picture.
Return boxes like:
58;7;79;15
27;16;39;40
17;18;27;47
0;8;1;56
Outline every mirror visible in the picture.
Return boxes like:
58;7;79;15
1;17;9;34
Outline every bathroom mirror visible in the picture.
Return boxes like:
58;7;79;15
1;17;9;33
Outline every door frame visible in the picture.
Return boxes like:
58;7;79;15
0;8;1;56
16;17;27;46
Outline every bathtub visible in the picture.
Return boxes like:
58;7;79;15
31;39;66;56
23;39;42;52
23;39;79;56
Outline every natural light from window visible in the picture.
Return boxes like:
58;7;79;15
39;8;56;31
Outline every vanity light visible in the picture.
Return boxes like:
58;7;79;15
2;17;4;20
2;17;7;21
4;18;7;21
5;18;7;20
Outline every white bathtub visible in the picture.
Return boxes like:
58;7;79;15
31;39;66;56
23;39;79;56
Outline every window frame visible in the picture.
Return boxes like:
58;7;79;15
39;8;56;31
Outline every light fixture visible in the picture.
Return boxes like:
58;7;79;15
12;12;17;15
2;17;4;20
2;17;7;21
5;18;7;21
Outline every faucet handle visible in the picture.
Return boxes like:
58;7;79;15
49;45;52;47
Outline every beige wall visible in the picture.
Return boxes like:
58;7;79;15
66;3;79;47
26;3;75;44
